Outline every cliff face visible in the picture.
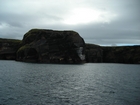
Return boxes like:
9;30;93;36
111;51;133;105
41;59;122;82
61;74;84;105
16;29;86;63
0;38;21;60
0;29;140;64
102;46;140;64
85;44;103;63
85;44;140;64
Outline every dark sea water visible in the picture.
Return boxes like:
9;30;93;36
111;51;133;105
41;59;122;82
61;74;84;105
0;61;140;105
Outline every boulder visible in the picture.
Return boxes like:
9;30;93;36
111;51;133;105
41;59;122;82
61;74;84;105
16;29;86;63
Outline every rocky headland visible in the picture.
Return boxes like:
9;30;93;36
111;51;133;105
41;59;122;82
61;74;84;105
0;29;140;64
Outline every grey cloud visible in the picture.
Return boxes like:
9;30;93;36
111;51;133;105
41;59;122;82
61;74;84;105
75;19;140;45
0;0;140;46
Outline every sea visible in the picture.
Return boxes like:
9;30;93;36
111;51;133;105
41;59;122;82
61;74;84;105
0;60;140;105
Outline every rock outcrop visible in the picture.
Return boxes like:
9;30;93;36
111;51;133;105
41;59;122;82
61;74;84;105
85;44;140;64
0;29;140;64
0;38;21;60
16;29;86;63
102;46;140;64
85;44;103;63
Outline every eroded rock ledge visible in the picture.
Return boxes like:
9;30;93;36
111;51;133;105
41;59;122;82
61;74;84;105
0;29;140;64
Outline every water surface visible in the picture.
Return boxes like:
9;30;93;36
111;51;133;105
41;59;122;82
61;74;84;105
0;61;140;105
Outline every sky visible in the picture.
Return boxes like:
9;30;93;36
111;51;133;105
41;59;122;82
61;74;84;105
0;0;140;46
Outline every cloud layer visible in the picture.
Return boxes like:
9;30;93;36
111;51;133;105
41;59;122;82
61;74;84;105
0;0;140;45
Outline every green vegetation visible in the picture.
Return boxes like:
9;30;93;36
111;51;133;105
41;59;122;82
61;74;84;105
0;38;21;44
86;43;101;49
22;29;40;45
17;45;30;53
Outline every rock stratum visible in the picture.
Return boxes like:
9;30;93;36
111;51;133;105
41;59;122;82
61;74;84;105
0;29;140;64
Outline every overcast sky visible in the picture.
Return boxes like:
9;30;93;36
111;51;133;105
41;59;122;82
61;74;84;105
0;0;140;46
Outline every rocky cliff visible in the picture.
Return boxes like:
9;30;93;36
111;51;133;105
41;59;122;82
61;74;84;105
102;46;140;64
16;29;86;63
85;44;103;63
85;44;140;64
0;38;21;60
0;29;140;64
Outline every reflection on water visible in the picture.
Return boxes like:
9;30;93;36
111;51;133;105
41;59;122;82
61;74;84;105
0;61;140;105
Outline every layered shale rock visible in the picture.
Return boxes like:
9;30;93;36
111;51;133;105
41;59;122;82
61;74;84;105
16;29;86;63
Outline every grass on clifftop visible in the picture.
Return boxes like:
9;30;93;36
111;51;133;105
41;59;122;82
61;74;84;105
0;38;21;43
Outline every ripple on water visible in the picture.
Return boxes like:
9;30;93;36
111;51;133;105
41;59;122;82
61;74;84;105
0;62;140;105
